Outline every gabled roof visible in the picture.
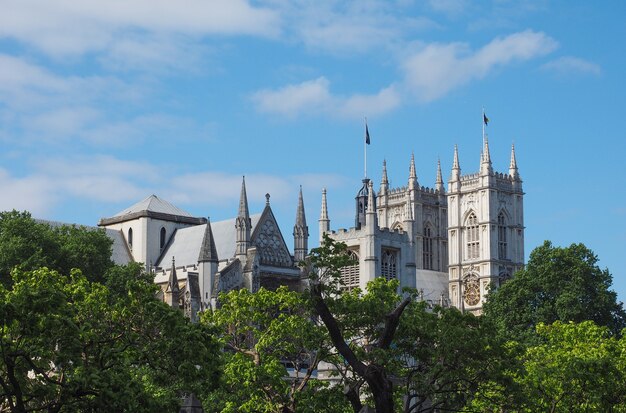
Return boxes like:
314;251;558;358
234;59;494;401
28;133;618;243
155;214;262;269
99;195;206;226
113;195;193;218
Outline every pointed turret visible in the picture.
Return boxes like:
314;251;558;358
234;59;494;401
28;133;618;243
480;135;493;176
293;186;309;262
319;188;330;242
509;143;520;181
408;152;418;191
165;256;179;308
435;158;444;193
365;180;377;234
380;160;389;196
450;145;461;182
235;176;251;257
198;218;218;263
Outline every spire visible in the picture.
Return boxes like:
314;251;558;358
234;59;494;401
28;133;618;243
166;256;179;308
480;135;493;175
409;152;417;190
320;188;329;221
319;188;330;241
236;176;251;257
198;218;218;263
435;158;444;192
380;159;389;195
238;176;250;219
293;186;309;262
509;143;520;180
365;180;377;233
450;145;461;182
295;186;306;228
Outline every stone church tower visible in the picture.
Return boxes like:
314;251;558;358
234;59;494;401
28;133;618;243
447;140;524;313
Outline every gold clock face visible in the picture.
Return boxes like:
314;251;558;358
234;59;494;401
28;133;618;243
463;276;480;306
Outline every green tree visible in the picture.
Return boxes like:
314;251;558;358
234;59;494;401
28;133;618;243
0;264;220;412
483;241;626;343
0;211;114;288
306;235;509;413
203;286;348;413
517;321;626;412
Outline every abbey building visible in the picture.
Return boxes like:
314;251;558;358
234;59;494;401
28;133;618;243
320;138;524;313
96;137;524;315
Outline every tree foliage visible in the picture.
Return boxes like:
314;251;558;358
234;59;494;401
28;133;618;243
203;286;348;413
483;241;626;343
0;211;114;288
0;264;220;412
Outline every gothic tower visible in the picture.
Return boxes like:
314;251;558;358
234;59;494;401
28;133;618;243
447;141;524;314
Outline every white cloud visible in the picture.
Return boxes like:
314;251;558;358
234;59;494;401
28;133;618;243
541;56;602;76
251;77;400;118
402;30;558;102
0;0;279;56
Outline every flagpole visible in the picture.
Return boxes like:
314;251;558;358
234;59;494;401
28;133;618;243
482;107;485;149
364;117;367;178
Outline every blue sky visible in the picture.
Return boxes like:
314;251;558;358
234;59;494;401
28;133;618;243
1;1;625;300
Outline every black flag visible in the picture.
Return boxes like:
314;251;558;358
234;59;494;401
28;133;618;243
365;124;370;145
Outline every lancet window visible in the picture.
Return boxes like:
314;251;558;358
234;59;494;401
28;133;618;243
465;213;479;260
341;250;360;290
381;249;398;281
423;225;433;270
128;227;133;250
160;227;166;250
498;213;507;259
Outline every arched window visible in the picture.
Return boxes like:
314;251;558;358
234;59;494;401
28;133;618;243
128;227;133;250
381;249;397;280
498;213;507;259
423;225;433;270
160;227;167;250
341;250;360;290
465;213;479;260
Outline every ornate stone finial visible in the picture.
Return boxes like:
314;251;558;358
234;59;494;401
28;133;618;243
380;159;389;195
451;145;461;182
480;135;493;176
320;188;328;221
295;186;306;228
238;176;250;219
436;158;444;192
409;152;417;179
408;152;418;190
265;193;270;205
509;143;520;180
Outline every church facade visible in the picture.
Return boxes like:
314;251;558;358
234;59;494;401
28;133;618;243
98;177;308;319
321;139;524;313
96;138;524;314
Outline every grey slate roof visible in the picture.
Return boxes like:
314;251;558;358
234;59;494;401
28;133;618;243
113;195;193;218
155;214;262;269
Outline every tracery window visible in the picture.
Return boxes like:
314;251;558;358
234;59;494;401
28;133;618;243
498;213;507;259
423;225;433;270
465;213;479;260
381;249;398;281
341;250;360;290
